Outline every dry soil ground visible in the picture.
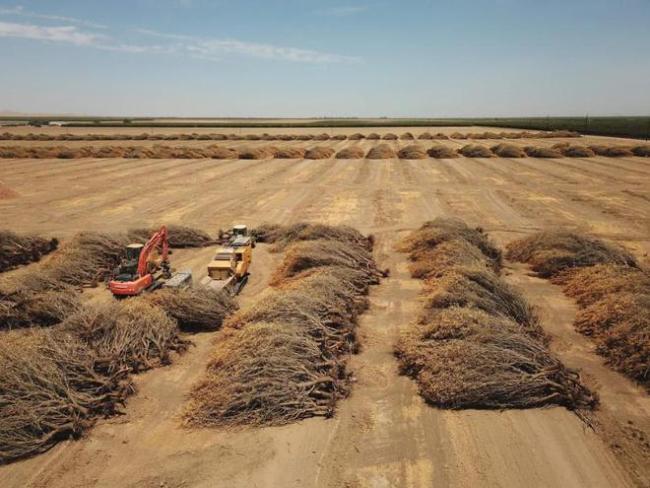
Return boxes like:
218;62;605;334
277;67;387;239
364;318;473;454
0;127;649;488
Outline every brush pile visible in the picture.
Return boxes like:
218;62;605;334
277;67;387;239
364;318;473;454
427;145;458;159
332;134;347;140
397;145;427;159
0;328;131;464
459;145;493;158
505;231;637;278
366;133;380;140
0;131;582;142
632;145;650;157
395;218;596;412
418;132;433;140
335;146;365;159
305;147;335;160
184;224;381;426
0;231;58;272
507;232;648;388
128;225;213;248
589;145;634;157
61;300;188;374
524;146;563;158
348;133;365;140
552;144;595;158
274;147;306;159
400;132;415;140
366;144;397;159
144;287;237;332
382;133;398;140
490;144;525;158
237;147;275;160
252;222;372;251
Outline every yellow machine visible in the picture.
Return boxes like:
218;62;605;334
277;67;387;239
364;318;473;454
201;225;253;294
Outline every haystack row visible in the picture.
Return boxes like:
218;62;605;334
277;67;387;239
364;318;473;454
184;223;382;427
2;143;647;160
395;218;596;412
507;231;649;389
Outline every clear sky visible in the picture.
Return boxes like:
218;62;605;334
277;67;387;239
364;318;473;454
1;0;649;117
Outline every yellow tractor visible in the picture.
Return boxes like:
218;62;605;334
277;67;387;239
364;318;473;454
200;225;253;294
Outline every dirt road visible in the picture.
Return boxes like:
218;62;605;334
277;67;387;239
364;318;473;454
1;131;648;487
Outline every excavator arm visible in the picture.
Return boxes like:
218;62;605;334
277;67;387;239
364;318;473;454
137;225;169;277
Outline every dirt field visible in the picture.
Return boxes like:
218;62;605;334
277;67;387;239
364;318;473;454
1;127;649;487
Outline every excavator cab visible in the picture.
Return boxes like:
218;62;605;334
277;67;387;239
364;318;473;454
113;244;144;282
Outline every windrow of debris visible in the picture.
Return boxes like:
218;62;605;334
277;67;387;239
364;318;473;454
184;223;383;427
3;144;647;160
0;328;132;464
507;231;649;389
0;230;58;273
395;218;597;412
0;130;581;142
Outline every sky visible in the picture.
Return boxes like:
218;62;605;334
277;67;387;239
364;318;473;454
0;0;649;117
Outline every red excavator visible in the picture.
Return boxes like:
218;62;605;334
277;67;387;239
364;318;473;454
108;225;191;296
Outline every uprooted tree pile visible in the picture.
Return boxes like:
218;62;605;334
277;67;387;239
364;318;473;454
490;144;525;158
366;144;397;159
60;299;189;374
0;230;58;272
395;218;597;413
507;232;649;389
304;147;335;160
0;232;129;330
251;222;373;251
0;328;131;464
427;145;458;159
335;146;365;159
397;145;428;159
505;231;637;278
184;224;383;427
144;287;237;332
459;144;494;158
127;225;214;248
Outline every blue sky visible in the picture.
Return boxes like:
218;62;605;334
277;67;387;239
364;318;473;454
1;0;649;117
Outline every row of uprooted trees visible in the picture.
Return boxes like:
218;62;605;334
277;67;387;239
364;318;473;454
183;223;384;427
0;225;236;464
506;232;649;391
2;142;649;160
395;218;599;415
0;130;579;142
0;230;59;273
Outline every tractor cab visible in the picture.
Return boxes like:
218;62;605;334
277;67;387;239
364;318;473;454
203;224;253;294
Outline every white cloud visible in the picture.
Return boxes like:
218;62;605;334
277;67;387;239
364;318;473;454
139;29;360;63
0;14;360;64
0;20;101;45
0;5;107;29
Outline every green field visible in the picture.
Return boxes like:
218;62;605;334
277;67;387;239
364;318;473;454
2;116;649;139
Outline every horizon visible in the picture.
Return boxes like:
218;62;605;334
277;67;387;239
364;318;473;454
1;1;649;118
